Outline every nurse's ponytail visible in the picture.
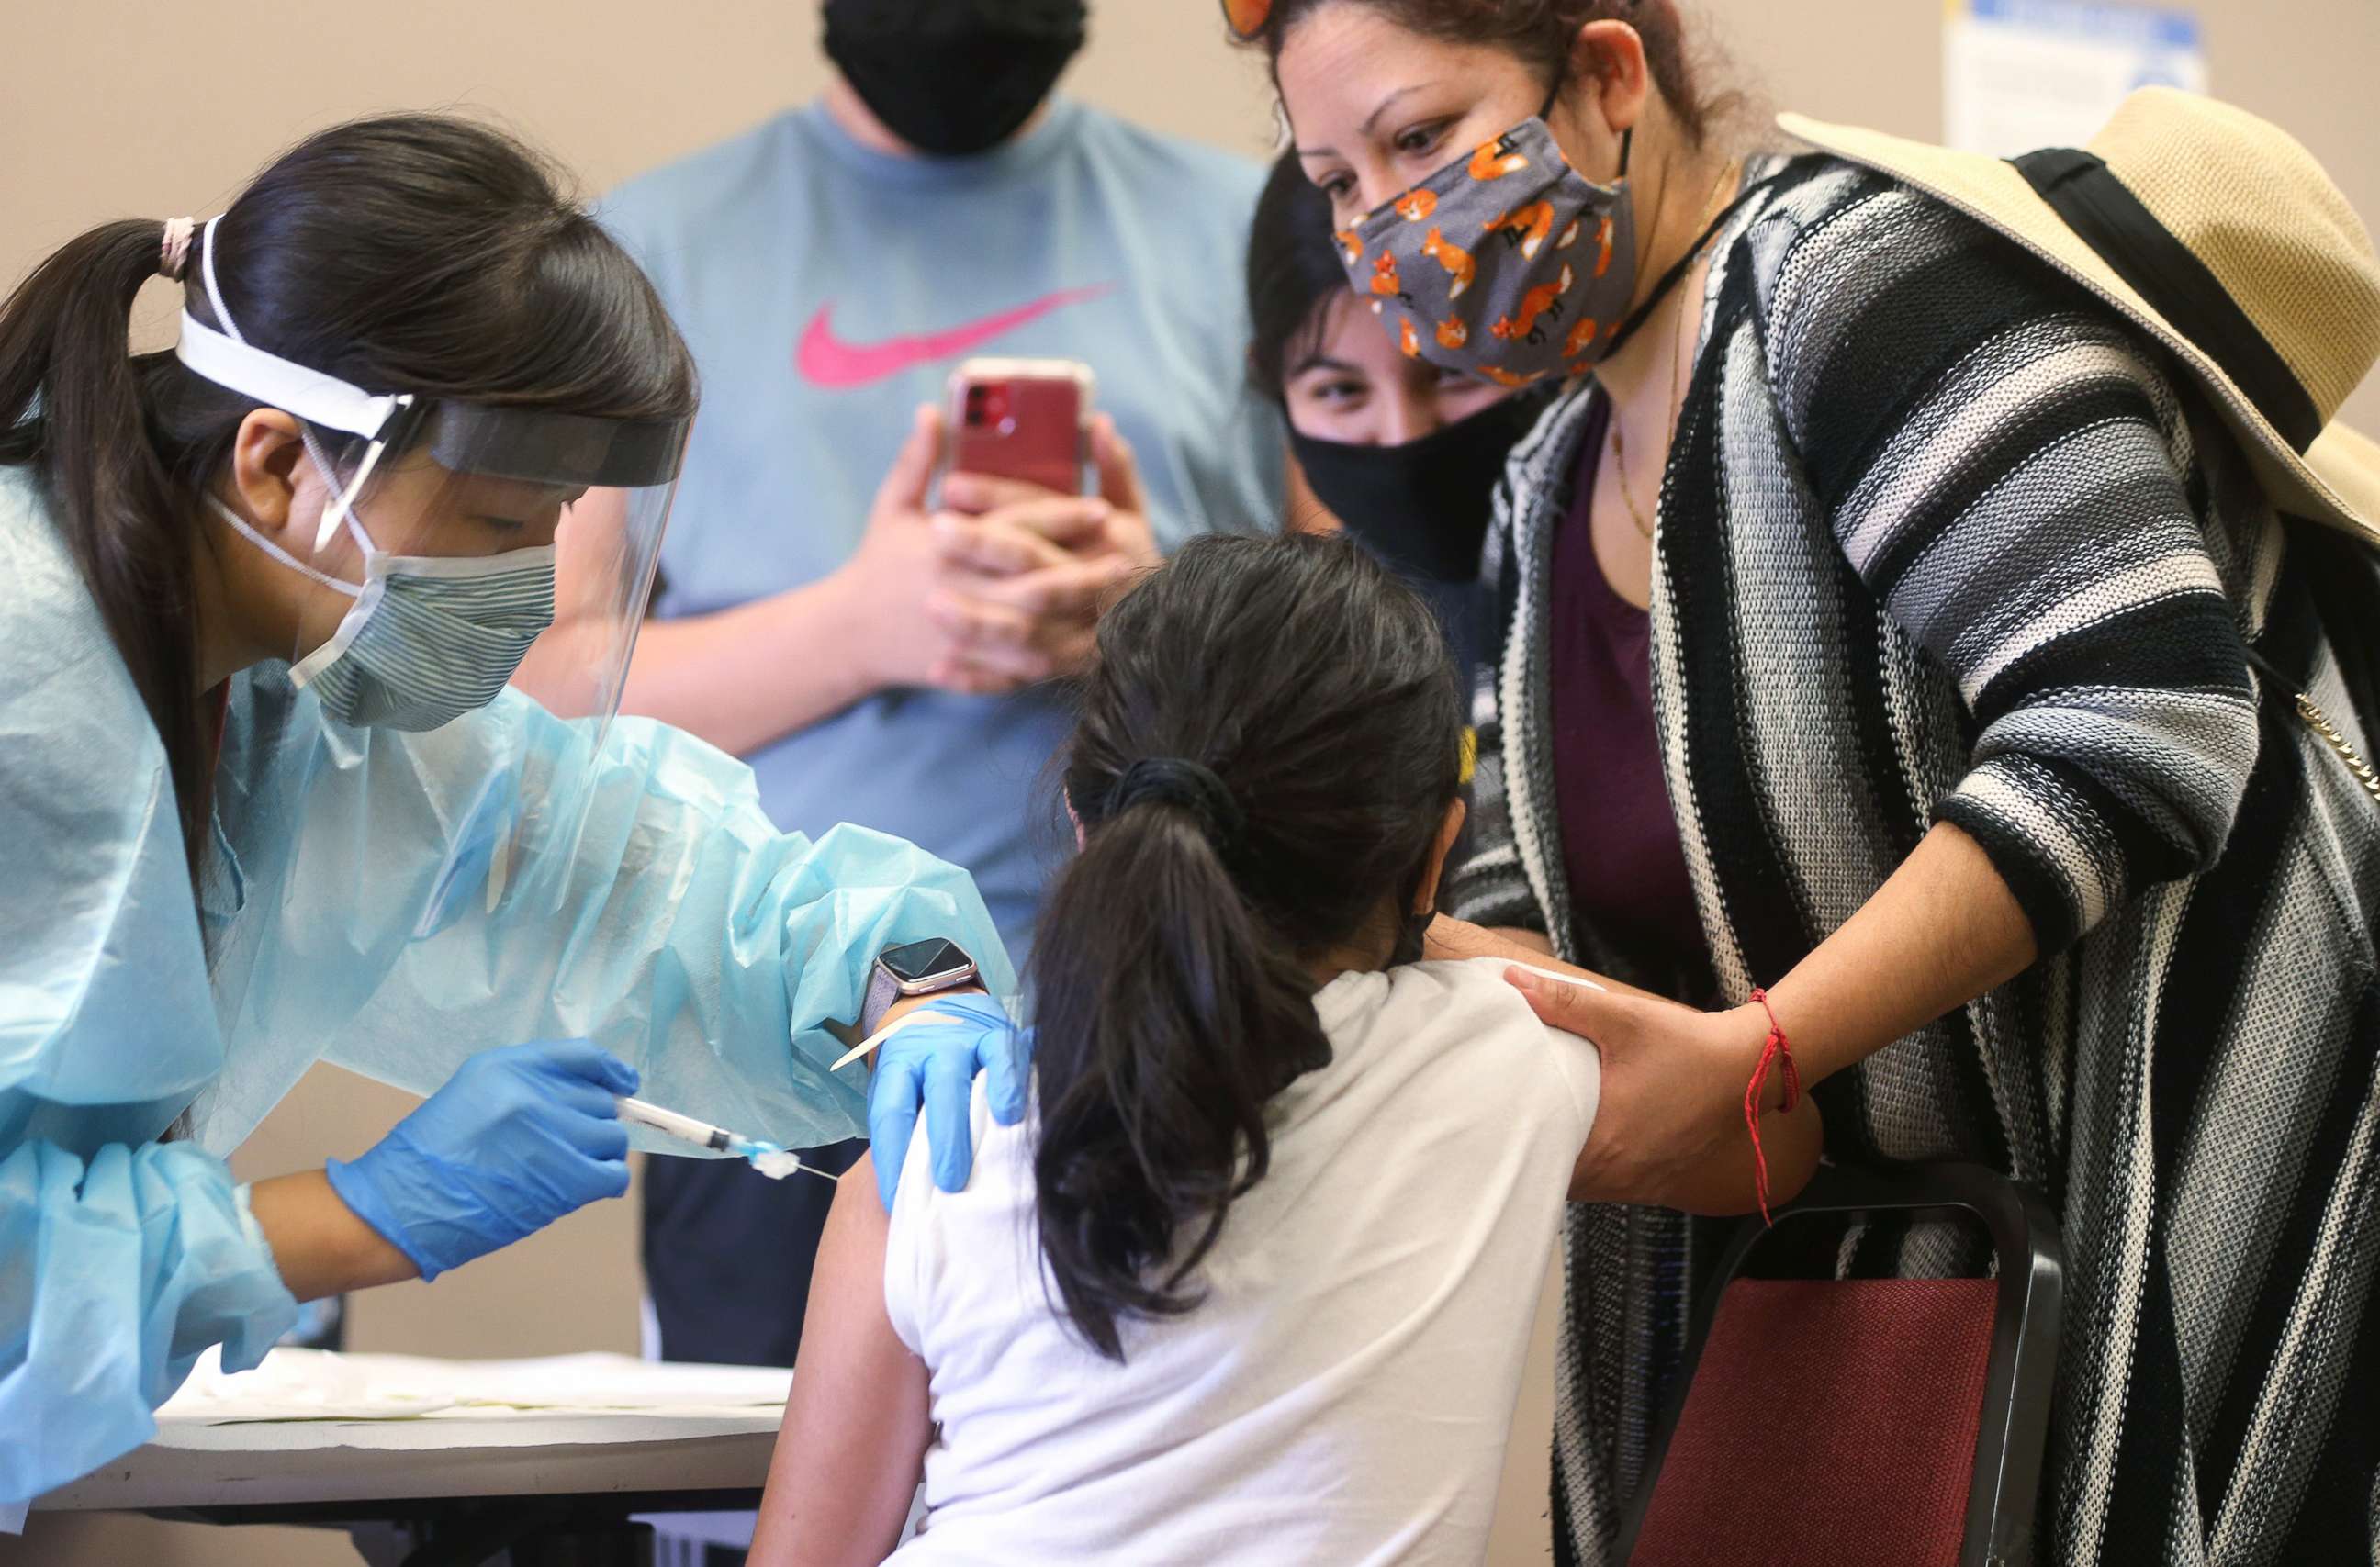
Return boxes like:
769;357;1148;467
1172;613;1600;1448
1031;533;1465;1360
0;220;215;888
0;116;694;895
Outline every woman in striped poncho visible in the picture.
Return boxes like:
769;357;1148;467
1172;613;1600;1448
1250;1;2380;1561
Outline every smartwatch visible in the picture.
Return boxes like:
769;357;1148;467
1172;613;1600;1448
858;937;982;1039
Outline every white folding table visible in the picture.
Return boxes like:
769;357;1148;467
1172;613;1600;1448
32;1350;787;1566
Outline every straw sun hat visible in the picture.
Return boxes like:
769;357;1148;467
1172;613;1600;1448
1778;87;2380;550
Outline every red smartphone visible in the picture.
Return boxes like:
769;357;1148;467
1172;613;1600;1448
944;356;1095;497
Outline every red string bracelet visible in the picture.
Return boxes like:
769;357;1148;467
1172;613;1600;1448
1743;987;1802;1226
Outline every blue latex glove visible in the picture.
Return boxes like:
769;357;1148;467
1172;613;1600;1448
868;993;1031;1211
325;1040;637;1281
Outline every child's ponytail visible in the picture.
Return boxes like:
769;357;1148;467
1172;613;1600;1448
1029;532;1466;1360
1031;759;1332;1360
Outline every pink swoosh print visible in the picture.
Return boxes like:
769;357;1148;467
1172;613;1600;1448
795;284;1115;388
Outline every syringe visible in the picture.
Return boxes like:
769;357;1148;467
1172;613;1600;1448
613;1096;830;1182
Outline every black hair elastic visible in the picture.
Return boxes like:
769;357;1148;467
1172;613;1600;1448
1105;757;1246;855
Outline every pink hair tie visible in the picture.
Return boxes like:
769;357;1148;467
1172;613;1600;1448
159;217;196;282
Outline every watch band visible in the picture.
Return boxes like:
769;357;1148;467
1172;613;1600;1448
859;962;904;1041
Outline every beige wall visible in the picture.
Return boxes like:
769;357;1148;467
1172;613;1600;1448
5;4;2374;1564
7;1;2370;415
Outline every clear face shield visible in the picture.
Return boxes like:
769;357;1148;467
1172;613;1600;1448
177;215;693;1092
273;400;684;736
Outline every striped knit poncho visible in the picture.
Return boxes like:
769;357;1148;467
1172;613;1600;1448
1445;154;2380;1565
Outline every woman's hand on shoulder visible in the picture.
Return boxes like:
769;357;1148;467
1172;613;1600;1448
1508;968;1824;1216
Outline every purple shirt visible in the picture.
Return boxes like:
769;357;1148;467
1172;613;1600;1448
1546;401;1708;979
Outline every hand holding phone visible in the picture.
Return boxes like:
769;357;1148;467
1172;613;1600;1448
846;360;1158;699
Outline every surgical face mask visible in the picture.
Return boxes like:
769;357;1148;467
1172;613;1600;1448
822;0;1087;157
1287;386;1557;582
207;447;556;732
1338;118;1639;388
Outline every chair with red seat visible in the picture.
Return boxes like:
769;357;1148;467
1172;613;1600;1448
1614;1161;2062;1567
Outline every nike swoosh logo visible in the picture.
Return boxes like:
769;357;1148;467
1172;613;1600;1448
795;284;1115;388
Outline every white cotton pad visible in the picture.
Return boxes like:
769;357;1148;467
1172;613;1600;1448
748;1149;805;1181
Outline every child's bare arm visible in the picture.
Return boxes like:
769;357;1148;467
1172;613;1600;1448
749;1153;933;1566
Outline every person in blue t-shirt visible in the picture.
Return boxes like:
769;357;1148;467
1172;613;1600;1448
576;5;1281;1552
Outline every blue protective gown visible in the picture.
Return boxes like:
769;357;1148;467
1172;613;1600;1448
0;463;1015;1503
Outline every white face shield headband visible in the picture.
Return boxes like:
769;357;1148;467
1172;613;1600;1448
175;217;417;555
173;217;690;551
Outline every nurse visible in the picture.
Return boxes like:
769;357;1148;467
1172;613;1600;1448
0;113;1024;1511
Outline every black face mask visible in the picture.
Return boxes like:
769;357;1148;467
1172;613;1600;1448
823;0;1087;158
1287;387;1557;583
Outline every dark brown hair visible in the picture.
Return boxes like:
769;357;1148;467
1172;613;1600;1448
0;115;695;894
1251;0;1736;148
1245;151;1350;399
1030;532;1465;1360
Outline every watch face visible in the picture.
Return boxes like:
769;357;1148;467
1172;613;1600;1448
882;937;972;987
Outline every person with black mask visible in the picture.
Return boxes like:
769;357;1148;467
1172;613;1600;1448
578;7;1283;1562
1247;151;1555;675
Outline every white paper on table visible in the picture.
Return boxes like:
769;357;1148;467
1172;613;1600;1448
163;1348;790;1425
163;1345;456;1421
1944;0;2206;158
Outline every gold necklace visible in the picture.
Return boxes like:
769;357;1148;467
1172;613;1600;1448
1608;158;1739;543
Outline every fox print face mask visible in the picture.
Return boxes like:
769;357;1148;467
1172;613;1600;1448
1336;118;1639;388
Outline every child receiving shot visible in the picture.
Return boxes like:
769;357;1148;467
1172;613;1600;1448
750;535;1819;1566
